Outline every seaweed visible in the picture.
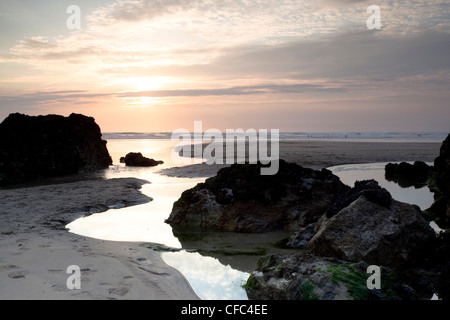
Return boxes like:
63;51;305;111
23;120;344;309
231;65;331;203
299;279;319;300
326;263;399;300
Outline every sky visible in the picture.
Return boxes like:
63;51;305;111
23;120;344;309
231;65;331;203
0;0;449;133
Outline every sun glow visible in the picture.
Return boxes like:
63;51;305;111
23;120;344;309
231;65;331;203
116;76;173;106
121;96;164;106
122;76;170;92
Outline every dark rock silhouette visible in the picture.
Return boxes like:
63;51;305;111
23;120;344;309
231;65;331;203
385;161;431;188
426;133;450;228
166;160;350;232
432;232;450;300
121;152;163;167
0;113;112;186
435;133;450;196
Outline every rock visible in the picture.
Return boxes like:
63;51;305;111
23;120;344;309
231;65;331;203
122;152;164;167
309;182;436;269
426;232;450;300
324;179;392;219
245;252;418;300
0;113;112;186
434;133;450;196
165;160;350;232
426;133;450;228
286;223;316;248
436;263;450;300
385;161;431;188
424;196;448;223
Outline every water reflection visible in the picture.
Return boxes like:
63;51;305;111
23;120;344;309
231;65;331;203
329;162;435;210
168;230;295;273
162;251;249;300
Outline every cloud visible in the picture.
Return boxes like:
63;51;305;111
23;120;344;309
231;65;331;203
3;0;449;67
0;82;343;109
91;0;199;23
0;90;111;108
193;29;450;82
101;28;450;87
118;83;344;98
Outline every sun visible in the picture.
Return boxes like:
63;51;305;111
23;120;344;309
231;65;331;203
127;76;168;92
136;96;161;105
117;76;172;106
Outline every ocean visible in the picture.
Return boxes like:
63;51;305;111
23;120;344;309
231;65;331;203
103;131;448;143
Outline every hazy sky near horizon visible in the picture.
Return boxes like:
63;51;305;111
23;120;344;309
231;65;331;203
0;0;449;132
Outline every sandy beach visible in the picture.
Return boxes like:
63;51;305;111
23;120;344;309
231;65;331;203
0;140;442;300
0;178;199;300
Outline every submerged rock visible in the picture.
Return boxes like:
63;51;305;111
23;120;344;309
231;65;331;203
0;113;112;186
122;152;164;167
165;160;350;232
309;181;435;269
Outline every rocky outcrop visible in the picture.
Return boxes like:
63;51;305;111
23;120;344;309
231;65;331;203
432;232;450;300
245;252;422;300
427;133;450;228
246;180;441;300
165;160;350;232
0;113;112;186
309;181;435;269
385;161;431;188
121;152;163;167
435;134;450;196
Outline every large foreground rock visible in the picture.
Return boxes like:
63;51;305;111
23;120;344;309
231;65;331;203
0;113;112;186
309;181;435;269
165;160;350;232
245;252;422;300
